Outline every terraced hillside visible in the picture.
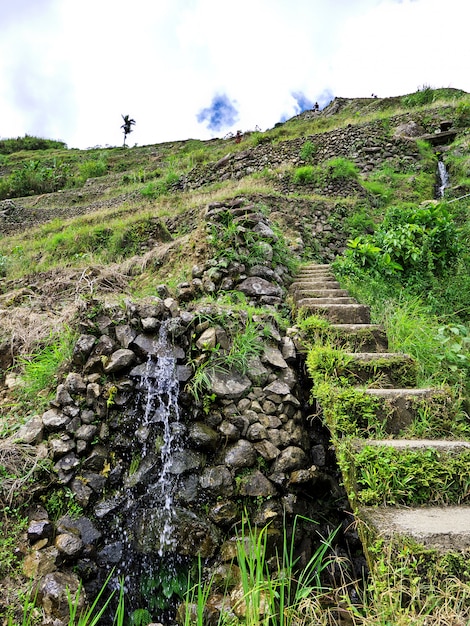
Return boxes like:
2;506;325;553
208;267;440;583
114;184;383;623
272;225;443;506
1;87;470;625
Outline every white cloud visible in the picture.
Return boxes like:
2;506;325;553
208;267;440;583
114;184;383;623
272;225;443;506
0;0;468;149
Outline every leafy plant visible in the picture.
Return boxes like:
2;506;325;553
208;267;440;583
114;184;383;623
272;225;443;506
299;140;317;161
326;157;359;180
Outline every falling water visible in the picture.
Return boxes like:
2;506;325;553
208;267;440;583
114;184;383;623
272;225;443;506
104;320;183;619
437;160;449;198
138;320;181;554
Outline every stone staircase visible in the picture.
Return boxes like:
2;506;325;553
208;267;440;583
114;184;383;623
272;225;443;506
290;263;470;573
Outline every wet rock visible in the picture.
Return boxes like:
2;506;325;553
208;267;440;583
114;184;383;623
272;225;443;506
177;365;192;382
237;470;277;497
271;446;308;473
93;335;116;356
169;450;205;475
208;368;251;400
311;445;326;467
141;316;160;331
209;501;240;526
94;495;125;519
237;277;282;298
115;324;137;349
80;471;107;493
72;334;96;365
96;541;123;566
223;440;257;468
103;349;135;374
133;507;220;558
200;466;234;496
55;533;84;558
188;422;220;451
80;409;96;424
36;571;85;622
82;445;108;471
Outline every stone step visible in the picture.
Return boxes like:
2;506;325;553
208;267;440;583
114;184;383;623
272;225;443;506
359;505;470;551
330;324;388;352
295;302;371;324
291;289;351;298
344;352;417;388
295;297;357;305
298;264;331;271
363;388;451;434
291;280;342;290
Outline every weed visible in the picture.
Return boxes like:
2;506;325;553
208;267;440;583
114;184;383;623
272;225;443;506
299;140;317;162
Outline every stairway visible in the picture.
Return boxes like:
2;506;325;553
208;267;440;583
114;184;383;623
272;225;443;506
290;263;470;574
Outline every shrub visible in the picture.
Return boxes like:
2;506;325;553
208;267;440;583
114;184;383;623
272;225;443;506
78;158;108;182
293;165;317;185
326;157;359;180
300;140;317;161
401;85;435;108
0;159;71;199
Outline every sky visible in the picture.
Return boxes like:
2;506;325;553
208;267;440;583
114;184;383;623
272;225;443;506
0;0;468;150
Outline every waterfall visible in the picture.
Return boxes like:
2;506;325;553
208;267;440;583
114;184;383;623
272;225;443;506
106;320;183;619
437;159;449;198
139;321;180;554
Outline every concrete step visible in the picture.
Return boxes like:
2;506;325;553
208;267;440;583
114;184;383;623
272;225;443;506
344;352;417;388
359;505;470;551
292;280;342;290
295;297;357;305
291;289;351;298
295;302;371;324
330;324;389;352
363;388;451;434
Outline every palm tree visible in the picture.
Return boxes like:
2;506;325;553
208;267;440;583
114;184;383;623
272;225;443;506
121;114;136;147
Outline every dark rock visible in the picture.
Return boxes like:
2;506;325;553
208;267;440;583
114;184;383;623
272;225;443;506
42;408;70;431
96;541;123;566
103;349;135;373
82;445;108;471
208;368;251;400
55;384;74;406
50;435;76;458
81;471;107;493
133;507;220;558
223;440;257;468
72;334;96;365
209;501;240;526
70;478;93;507
237;470;277;497
53;453;80;475
188;422;219;451
64;372;87;395
237;277;282;298
75;424;98;441
200;466;234;496
262;346;287;369
28;520;54;544
94;495;125;518
263;380;290;396
271;446;308;473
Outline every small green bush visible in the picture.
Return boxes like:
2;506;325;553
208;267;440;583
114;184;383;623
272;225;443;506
0;159;71;199
78;158;108;182
401;85;435;108
326;157;359;180
293;165;317;185
300;140;317;161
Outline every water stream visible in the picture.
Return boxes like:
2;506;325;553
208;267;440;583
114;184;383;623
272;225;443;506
437;159;449;198
106;320;183;619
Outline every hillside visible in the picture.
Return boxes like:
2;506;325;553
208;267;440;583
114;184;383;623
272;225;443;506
1;86;470;625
